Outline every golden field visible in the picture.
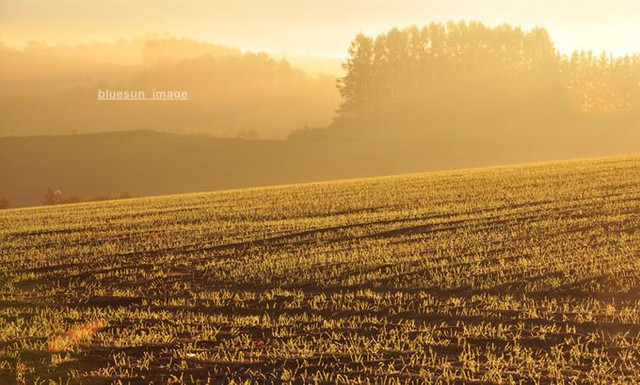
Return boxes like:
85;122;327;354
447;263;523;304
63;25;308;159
0;155;639;383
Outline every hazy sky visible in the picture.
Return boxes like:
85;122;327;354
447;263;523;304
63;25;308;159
1;0;638;57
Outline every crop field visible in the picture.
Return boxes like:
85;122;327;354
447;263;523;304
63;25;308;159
0;155;639;384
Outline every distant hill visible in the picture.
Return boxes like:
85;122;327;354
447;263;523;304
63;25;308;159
0;49;137;97
2;129;639;208
0;37;340;139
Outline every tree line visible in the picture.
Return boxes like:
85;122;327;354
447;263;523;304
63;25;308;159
335;21;640;134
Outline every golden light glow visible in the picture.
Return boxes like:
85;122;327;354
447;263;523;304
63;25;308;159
1;0;639;61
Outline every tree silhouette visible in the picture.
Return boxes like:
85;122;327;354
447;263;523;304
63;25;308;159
338;33;374;116
335;22;640;135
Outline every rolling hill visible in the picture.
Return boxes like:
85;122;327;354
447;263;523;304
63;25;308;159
2;129;640;208
0;155;639;382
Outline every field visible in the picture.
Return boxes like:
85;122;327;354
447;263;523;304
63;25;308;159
4;129;640;208
0;155;639;384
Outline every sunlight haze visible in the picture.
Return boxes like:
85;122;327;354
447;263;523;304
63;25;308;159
2;0;640;61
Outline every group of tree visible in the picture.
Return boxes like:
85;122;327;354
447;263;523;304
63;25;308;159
332;21;640;137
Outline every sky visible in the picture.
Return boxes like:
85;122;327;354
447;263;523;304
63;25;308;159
1;0;639;57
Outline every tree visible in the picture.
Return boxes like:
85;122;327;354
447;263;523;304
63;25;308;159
44;188;62;205
337;33;374;115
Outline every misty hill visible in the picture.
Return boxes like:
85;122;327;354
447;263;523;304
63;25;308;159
2;130;638;208
0;37;339;139
0;49;138;97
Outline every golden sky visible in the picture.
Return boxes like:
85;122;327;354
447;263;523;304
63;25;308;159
1;0;638;57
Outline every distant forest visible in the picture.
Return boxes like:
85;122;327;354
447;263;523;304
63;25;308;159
2;23;640;143
295;21;640;140
0;37;338;139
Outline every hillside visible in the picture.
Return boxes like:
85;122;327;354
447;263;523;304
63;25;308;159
0;155;639;382
3;130;640;208
0;39;340;139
